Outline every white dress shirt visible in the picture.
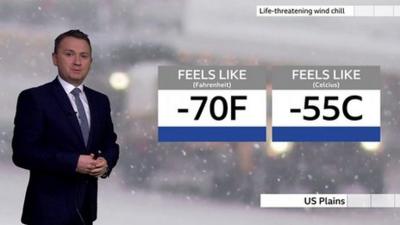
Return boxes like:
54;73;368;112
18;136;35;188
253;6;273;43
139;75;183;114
58;76;91;127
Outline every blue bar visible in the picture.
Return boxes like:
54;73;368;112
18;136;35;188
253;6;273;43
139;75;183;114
158;127;266;142
273;127;380;142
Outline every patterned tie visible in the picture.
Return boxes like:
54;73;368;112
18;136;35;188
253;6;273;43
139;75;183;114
71;88;89;146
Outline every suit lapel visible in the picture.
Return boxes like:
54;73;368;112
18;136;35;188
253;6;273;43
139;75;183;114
84;86;97;151
51;78;86;149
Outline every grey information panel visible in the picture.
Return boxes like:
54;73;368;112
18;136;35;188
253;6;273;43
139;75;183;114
158;65;267;142
271;65;381;142
272;66;380;90
159;66;267;90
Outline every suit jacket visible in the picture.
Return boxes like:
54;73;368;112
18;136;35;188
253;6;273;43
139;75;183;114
12;78;119;225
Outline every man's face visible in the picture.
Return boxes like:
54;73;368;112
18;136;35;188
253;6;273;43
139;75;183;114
52;36;92;86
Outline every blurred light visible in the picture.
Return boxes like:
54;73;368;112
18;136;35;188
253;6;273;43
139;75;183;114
360;142;381;152
109;72;130;90
270;142;293;154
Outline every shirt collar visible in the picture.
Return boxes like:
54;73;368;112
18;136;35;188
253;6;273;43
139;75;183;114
57;75;84;94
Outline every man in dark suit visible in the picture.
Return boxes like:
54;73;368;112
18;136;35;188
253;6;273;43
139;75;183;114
12;30;119;225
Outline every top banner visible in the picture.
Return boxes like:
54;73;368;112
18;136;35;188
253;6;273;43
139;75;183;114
257;5;400;17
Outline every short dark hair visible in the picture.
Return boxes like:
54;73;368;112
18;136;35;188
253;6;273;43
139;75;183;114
53;29;91;54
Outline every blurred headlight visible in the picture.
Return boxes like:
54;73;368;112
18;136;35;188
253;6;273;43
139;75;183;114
270;142;293;155
360;142;381;152
109;72;130;90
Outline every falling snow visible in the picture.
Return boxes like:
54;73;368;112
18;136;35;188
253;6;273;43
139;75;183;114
1;1;400;224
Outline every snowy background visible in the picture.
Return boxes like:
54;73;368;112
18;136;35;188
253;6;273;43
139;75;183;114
2;0;400;224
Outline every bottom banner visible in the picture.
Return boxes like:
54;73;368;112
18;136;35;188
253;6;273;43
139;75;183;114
260;194;400;208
